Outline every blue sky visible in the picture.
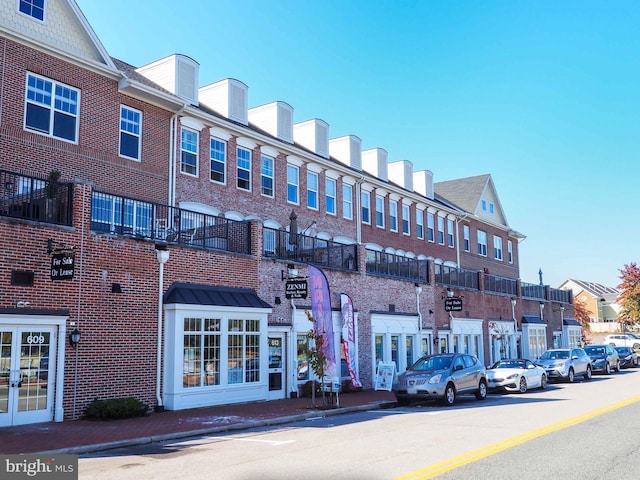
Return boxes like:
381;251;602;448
77;0;639;289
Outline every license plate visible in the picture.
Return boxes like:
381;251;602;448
407;388;417;394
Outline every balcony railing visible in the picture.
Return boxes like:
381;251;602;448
365;249;429;283
91;191;251;254
263;227;358;272
484;274;517;296
549;288;571;304
521;282;546;300
435;264;479;289
0;169;72;226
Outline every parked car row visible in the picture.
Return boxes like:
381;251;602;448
392;344;638;406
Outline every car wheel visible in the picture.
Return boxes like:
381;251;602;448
518;377;527;393
605;363;611;375
615;361;621;372
584;365;592;380
475;379;487;400
442;383;456;406
566;368;575;383
633;344;640;350
540;374;548;389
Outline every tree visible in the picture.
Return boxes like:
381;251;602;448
617;263;640;328
571;297;592;345
304;310;329;407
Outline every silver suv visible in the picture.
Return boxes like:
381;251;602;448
605;334;640;350
535;348;592;383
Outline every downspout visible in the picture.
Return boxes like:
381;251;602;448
155;245;170;410
168;105;187;207
355;175;365;245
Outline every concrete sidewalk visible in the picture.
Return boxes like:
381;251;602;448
0;390;397;455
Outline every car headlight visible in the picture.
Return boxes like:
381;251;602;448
506;373;518;380
624;355;632;360
429;374;442;384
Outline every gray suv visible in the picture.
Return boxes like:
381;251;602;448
535;348;592;383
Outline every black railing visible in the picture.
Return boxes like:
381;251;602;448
484;274;517;296
0;169;72;226
91;191;251;254
521;282;546;300
435;264;479;290
365;249;429;283
549;288;571;304
263;227;358;272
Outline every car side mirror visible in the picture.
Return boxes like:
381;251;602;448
454;365;464;371
572;356;578;360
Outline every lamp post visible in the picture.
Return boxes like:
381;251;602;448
539;302;545;322
155;244;170;412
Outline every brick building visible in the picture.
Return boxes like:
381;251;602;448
0;0;577;426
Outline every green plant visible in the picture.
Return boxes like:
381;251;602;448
299;380;322;398
45;169;61;198
85;397;149;420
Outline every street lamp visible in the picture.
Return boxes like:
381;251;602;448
539;302;545;322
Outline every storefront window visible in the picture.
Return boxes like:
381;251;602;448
228;318;260;384
297;335;310;381
183;318;220;388
375;335;384;367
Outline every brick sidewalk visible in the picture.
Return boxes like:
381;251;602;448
0;390;397;454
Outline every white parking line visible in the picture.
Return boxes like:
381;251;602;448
233;438;296;446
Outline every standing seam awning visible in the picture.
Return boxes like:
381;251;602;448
521;315;545;324
563;318;582;326
163;282;271;308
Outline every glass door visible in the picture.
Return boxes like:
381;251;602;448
0;327;55;427
267;335;285;400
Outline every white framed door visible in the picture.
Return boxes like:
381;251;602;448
267;334;285;400
0;326;56;426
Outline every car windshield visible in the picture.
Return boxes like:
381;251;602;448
492;360;524;369
615;347;630;353
539;350;569;360
411;356;452;371
584;346;605;355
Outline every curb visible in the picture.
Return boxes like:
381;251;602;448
40;401;397;455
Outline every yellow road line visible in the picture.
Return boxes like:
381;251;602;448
395;394;640;480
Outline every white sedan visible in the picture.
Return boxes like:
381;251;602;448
487;358;548;393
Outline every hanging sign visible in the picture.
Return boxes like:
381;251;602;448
285;279;308;299
444;297;463;311
50;252;75;280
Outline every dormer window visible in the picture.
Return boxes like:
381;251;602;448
19;0;45;22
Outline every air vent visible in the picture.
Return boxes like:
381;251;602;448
11;270;34;286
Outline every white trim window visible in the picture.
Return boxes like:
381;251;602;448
508;240;513;264
342;183;353;220
402;204;410;235
389;200;398;232
25;72;79;143
183;318;222;387
210;137;226;184
361;190;371;224
18;0;45;21
463;225;470;252
307;171;319;209
437;216;445;245
427;212;435;242
416;210;424;240
375;195;385;228
261;154;274;197
477;230;487;256
325;178;336;215
447;218;454;248
180;127;198;176
287;164;299;204
227;319;261;384
119;105;141;160
237;146;252;191
493;236;503;261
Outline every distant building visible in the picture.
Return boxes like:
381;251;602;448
557;279;621;333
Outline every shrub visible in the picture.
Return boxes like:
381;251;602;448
299;380;322;398
85;397;149;420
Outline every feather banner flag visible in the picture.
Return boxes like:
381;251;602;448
308;265;337;378
341;293;361;388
